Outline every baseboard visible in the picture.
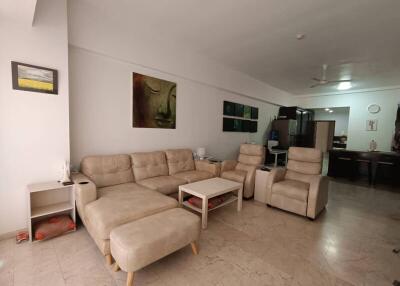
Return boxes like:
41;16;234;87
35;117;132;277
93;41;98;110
0;228;28;241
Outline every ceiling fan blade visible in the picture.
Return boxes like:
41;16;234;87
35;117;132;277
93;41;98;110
322;64;328;81
311;77;321;82
328;80;352;84
310;83;320;88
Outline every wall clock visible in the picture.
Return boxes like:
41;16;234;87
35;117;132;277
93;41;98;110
367;104;381;114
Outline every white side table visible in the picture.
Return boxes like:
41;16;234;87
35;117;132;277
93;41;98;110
254;169;270;203
27;181;76;242
270;150;288;167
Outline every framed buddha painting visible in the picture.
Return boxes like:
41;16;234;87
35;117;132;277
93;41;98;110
132;72;176;129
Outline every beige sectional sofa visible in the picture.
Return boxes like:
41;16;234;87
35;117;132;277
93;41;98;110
72;149;218;262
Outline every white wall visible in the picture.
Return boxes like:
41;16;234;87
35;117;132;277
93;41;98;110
0;0;69;236
67;1;291;166
296;89;400;151
67;1;292;107
69;47;279;166
313;108;350;136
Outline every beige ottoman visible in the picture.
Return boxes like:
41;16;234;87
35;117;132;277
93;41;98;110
110;208;201;286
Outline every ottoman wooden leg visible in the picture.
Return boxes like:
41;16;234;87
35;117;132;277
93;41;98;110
113;263;120;272
106;254;113;265
126;272;134;286
190;241;199;255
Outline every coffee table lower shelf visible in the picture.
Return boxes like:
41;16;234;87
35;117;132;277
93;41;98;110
182;195;238;213
178;177;243;229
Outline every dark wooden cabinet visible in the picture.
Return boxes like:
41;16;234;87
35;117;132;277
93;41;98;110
273;106;314;148
328;150;400;186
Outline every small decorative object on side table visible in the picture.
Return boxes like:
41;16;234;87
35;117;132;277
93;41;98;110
27;181;76;242
196;147;206;160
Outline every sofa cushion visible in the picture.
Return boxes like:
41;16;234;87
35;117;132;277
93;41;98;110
285;170;315;184
137;176;187;195
287;160;321;176
270;193;307;216
84;186;178;240
131;151;169;181
110;208;200;273
173;170;213;183
288;147;322;163
238;154;263;166
165;149;195;175
221;170;247;183
239;144;264;156
272;179;309;202
81;155;134;188
286;147;322;176
98;183;148;198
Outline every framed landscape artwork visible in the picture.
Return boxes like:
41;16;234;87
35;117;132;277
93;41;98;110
11;61;58;94
132;72;177;129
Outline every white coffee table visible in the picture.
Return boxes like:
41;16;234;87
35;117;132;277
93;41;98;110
178;177;243;229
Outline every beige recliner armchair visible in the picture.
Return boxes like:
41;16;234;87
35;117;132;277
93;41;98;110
221;144;265;199
266;147;328;220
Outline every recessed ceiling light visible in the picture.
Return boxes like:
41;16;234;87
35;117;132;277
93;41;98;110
329;110;333;113
325;108;330;111
337;82;352;90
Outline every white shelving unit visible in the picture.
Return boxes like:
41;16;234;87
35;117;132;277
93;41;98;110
27;181;76;242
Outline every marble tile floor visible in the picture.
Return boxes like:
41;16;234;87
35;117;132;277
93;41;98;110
0;179;399;286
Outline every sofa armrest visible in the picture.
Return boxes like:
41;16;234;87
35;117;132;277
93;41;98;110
71;173;97;219
266;168;286;204
238;164;257;198
195;160;220;177
221;160;238;173
307;175;329;219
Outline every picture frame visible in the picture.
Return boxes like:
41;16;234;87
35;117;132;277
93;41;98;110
223;118;234;131
243;105;251;119
233;119;242;132
366;119;378;131
251;107;259;119
222;100;258;133
242;120;251;132
11;61;58;94
223;101;236;116
235;103;244;117
132;72;176;129
250;121;258;133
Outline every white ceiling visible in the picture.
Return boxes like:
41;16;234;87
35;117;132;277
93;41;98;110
69;0;400;96
0;0;37;26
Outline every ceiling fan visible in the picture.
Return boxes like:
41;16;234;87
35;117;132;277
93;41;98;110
310;64;351;88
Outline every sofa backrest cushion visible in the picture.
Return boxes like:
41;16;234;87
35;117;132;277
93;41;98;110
130;151;169;181
237;144;264;166
165;149;195;175
81;154;134;188
285;169;315;184
286;147;322;175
